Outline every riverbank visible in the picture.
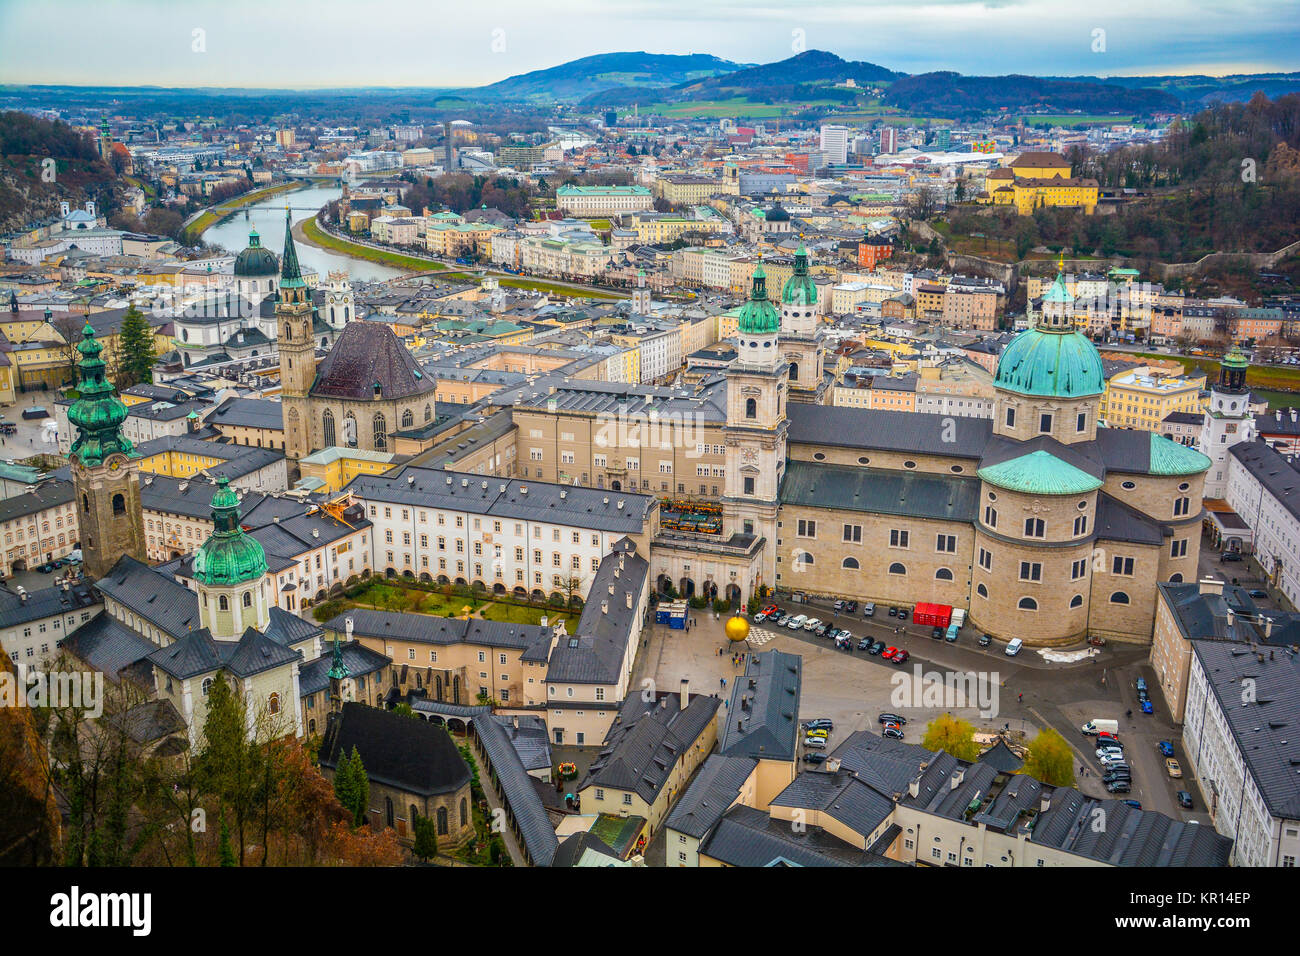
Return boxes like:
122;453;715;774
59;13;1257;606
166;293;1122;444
297;215;627;300
184;181;303;242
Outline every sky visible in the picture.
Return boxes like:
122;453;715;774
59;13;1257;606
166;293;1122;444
1;0;1298;88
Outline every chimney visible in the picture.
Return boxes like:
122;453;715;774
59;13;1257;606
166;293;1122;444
601;600;608;614
1265;617;1274;639
679;678;689;710
540;615;548;628
1199;578;1224;596
1040;793;1051;813
625;590;633;610
825;757;842;773
1226;608;1235;629
345;617;353;640
950;768;965;790
908;778;920;798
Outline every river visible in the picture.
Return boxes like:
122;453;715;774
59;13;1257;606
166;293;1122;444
201;183;407;282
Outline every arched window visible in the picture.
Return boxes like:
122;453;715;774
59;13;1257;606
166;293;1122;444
1169;573;1183;583
268;692;280;715
218;594;229;611
1110;591;1130;605
401;408;413;428
322;408;336;447
460;797;468;827
242;591;252;608
789;362;800;381
386;796;394;827
112;493;126;515
1070;594;1084;608
424;403;432;422
344;412;358;448
1018;597;1038;611
201;677;213;696
935;568;953;581
373;413;387;451
842;556;860;569
888;562;906;575
745;397;756;419
976;583;988;598
794;551;813;567
436;805;449;836
82;493;90;514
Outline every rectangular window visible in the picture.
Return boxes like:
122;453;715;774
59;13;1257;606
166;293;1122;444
1005;407;1016;428
843;524;862;543
797;519;816;538
1112;556;1134;576
1039;413;1053;434
1073;515;1087;536
1076;412;1087;432
978;548;992;571
1170;539;1187;558
1071;558;1087;580
1019;561;1042;582
935;534;956;553
889;529;909;548
1024;518;1045;538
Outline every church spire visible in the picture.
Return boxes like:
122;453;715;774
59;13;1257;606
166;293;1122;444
68;322;133;467
279;207;305;291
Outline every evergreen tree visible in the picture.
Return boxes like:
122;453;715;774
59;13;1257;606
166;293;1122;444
115;305;157;389
412;813;438;861
333;746;369;828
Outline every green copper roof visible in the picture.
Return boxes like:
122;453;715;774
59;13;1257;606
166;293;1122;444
978;450;1104;496
1222;345;1248;370
192;477;267;587
1042;272;1074;304
738;264;779;335
327;633;350;681
68;321;134;467
1148;432;1211;476
278;210;306;290
994;325;1105;398
781;242;818;306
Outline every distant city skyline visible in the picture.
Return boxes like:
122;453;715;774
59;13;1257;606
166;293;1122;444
1;0;1298;89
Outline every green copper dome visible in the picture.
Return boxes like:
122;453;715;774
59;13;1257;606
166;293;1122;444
192;477;267;587
68;321;135;467
738;264;780;335
233;229;278;277
1222;345;1248;370
994;322;1105;399
978;450;1104;496
781;243;818;306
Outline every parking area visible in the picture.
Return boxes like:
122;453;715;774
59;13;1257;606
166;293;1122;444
0;390;64;455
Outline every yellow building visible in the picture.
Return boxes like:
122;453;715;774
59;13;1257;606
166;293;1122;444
980;152;1099;215
1102;368;1207;431
298;447;397;494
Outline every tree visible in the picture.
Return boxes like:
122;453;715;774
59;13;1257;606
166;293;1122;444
114;305;157;389
920;713;981;761
333;746;369;829
1021;727;1075;787
195;672;258;866
412;813;439;861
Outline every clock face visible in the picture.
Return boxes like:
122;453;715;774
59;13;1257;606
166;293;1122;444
742;448;758;464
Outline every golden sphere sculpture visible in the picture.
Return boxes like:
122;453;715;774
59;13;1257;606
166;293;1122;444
725;614;750;643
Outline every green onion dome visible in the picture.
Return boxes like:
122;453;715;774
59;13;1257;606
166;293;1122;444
192;477;267;586
738;264;780;335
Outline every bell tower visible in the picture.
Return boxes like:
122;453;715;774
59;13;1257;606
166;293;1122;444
276;209;315;460
778;241;826;404
192;477;270;641
724;264;788;590
67;321;146;579
1200;345;1253;498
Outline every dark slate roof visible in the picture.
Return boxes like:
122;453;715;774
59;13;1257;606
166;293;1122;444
719;649;801;762
0;582;98;630
1191;640;1300;821
106;698;186;745
320;701;471;797
322;608;549;650
141;473;267;522
1156;582;1300;644
977;738;1024;773
551;830;623;867
59;611;156;682
1094;492;1165;546
311;321;436;401
770;767;896;839
700;804;902;867
262;605;322;649
473;707;559;866
780;459;979;524
581;692;720;804
546;546;648;684
1229;439;1300;524
0;479;74;524
786;404;993;459
298;640;389;697
664;754;758;839
95;555;200;640
346;466;656;535
978;432;1105;480
148;625;301;680
487;714;552;775
207;397;283;431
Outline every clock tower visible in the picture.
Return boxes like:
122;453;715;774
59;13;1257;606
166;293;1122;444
723;264;788;590
276;209;316;461
67;321;146;579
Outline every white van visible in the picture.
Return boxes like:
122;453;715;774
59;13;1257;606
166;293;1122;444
787;614;808;630
1005;637;1023;656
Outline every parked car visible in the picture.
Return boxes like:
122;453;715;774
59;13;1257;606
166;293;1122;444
1096;746;1124;759
1103;771;1132;784
1005;637;1023;656
882;725;904;740
803;719;834;731
1220;551;1243;562
978;634;992;647
897;608;909;622
931;626;943;639
1248;588;1268;599
803;618;821;632
802;736;827;750
1157;740;1174;757
945;624;960;643
1106;781;1131;794
833;600;845;612
891;649;910;665
844;601;858;614
857;637;873;651
878;713;908;725
1122;800;1142;810
1099;753;1127;767
862;602;876;618
774;614;790;627
787;614;808;630
1140;699;1154;715
868;640;886;656
1165;758;1183;778
805;728;829;739
802;752;828;765
888;606;898;617
813;622;831;637
882;646;900;661
1177;791;1194;809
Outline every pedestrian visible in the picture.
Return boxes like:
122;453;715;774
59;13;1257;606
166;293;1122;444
1018;693;1023;703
